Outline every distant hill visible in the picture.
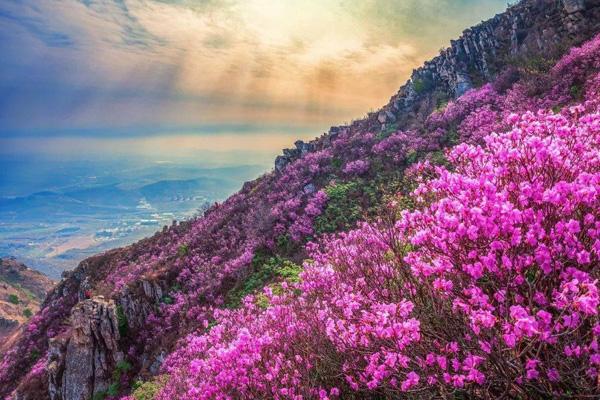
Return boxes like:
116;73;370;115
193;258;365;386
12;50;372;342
0;258;54;350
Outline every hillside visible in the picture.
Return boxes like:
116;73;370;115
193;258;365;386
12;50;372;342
0;258;54;351
2;1;600;399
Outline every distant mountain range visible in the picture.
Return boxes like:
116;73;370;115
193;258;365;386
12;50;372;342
0;164;267;277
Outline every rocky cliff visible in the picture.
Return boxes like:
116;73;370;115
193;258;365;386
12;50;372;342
3;1;600;399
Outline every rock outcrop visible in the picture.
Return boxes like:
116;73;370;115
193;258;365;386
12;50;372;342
48;297;123;400
275;140;315;172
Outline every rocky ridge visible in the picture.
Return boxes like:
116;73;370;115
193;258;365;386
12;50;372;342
275;0;600;171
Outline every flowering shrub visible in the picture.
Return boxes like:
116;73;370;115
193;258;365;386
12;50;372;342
156;105;600;399
342;159;370;175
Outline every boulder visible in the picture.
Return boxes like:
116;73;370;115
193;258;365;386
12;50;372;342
48;297;123;400
563;0;586;14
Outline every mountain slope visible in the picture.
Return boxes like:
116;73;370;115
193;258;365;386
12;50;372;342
2;1;600;399
0;258;54;352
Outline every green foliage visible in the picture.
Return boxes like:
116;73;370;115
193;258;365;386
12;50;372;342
116;304;128;337
570;84;583;100
30;349;40;362
170;283;182;292
7;294;19;304
177;244;189;257
377;122;398;139
508;52;557;74
331;157;342;169
429;150;451;168
435;98;449;112
23;308;32;318
161;296;174;305
255;293;270;309
406;150;419;165
132;376;169;400
275;233;301;256
107;382;120;397
412;77;433;94
93;359;134;399
113;360;132;380
276;260;303;283
315;182;363;234
92;392;107;400
225;253;302;309
443;127;460;146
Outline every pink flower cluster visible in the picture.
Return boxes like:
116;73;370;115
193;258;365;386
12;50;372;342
342;160;370;175
154;90;600;398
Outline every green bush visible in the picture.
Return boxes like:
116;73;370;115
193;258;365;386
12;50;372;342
116;304;128;337
30;349;40;362
132;376;169;400
315;182;363;234
177;244;189;257
570;84;583;100
412;77;433;94
92;359;134;399
7;294;19;304
113;360;132;380
330;157;342;169
23;308;32;318
225;253;302;309
377;122;398;139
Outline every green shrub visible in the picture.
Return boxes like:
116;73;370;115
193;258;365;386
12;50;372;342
177;244;189;257
570;84;583;100
412;77;433;94
276;260;302;283
315;182;363;234
30;349;40;362
92;392;107;400
132;375;169;400
116;304;128;337
377;122;398;139
23;308;32;318
92;359;134;399
429;150;451;168
113;360;132;380
406;150;419;165
443;127;460;146
225;253;302;309
435;98;449;112
7;294;19;304
331;157;342;169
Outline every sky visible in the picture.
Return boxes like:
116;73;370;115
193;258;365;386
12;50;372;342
0;0;509;160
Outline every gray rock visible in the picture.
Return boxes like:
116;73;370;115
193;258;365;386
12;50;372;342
385;110;397;123
455;72;474;97
563;0;586;14
48;297;123;400
303;183;316;194
275;155;290;173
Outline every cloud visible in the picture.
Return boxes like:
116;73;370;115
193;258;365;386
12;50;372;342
0;0;509;135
